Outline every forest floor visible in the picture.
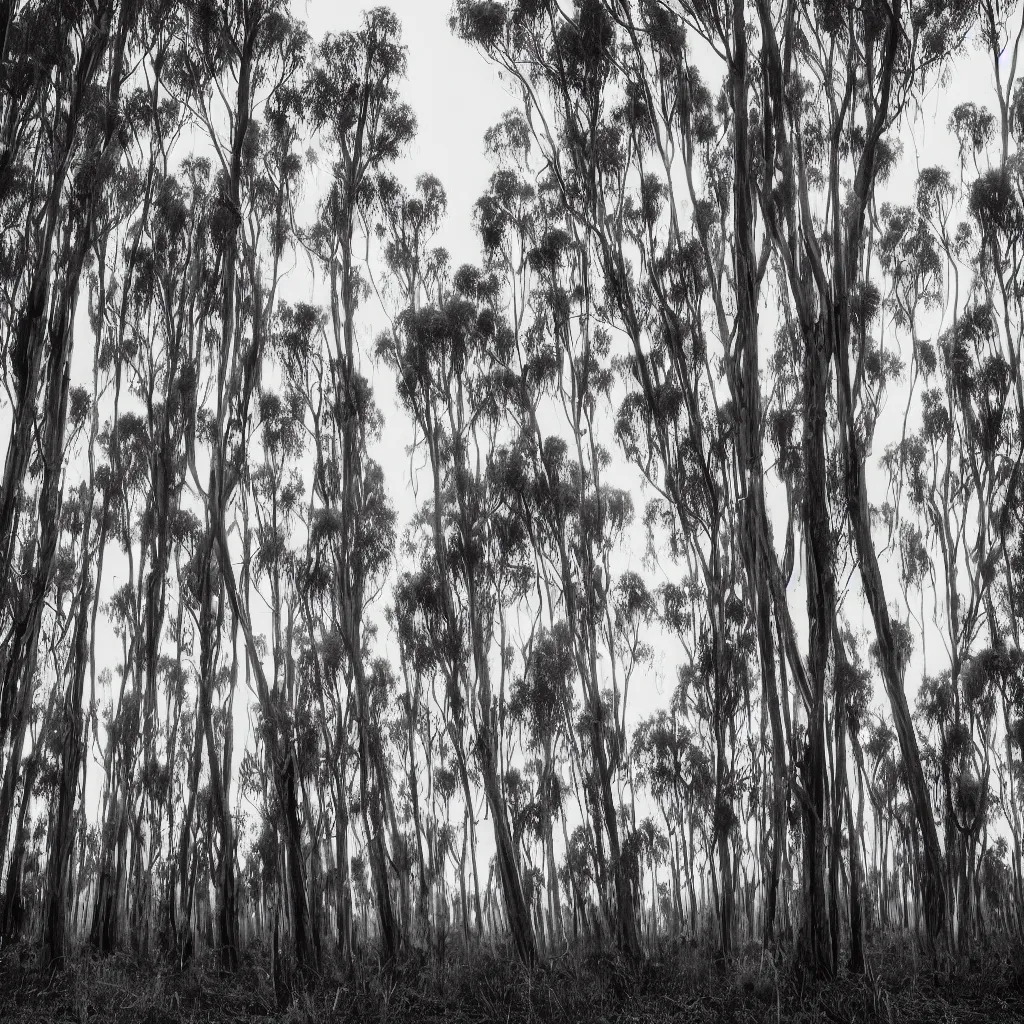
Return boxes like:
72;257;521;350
1;935;1022;1023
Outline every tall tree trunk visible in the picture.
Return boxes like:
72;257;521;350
798;320;835;978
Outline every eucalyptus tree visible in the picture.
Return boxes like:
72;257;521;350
586;1;803;950
455;2;769;959
372;171;452;946
119;153;220;954
372;156;550;964
47;21;191;965
102;69;199;966
378;243;540;963
165;0;309;971
466;134;653;956
390;580;439;944
0;397;92;946
303;7;416;963
973;0;1024;429
749;0;982;952
1;1;146;912
243;365;325;963
632;699;712;939
508;622;572;946
272;319;349;961
628;815;668;943
946;1;1024;939
848;18;1024;945
394;557;491;945
968;2;1024;932
277;301;365;961
89;406;158;954
586;0;808;964
455;0;1000;964
0;0;126;665
880;174;1016;945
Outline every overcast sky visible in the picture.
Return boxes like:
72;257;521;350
303;0;514;276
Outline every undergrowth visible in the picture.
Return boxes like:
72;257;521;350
1;935;1022;1023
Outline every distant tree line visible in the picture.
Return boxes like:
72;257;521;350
0;0;1022;992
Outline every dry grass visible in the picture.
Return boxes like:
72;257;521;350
1;935;1022;1023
